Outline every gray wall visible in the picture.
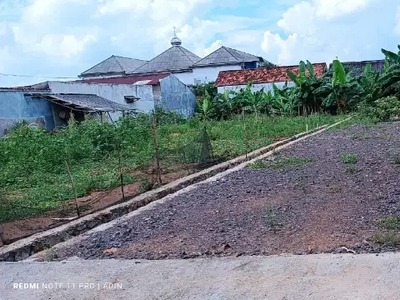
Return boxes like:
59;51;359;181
48;81;155;120
158;75;197;118
0;91;54;136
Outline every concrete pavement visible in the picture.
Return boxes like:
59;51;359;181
1;253;400;300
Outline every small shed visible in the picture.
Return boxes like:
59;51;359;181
0;87;133;135
214;63;327;94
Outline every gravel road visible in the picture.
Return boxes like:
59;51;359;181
54;122;400;260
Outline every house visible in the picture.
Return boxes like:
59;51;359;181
79;31;272;85
74;73;197;118
0;73;197;135
214;63;327;94
328;60;386;77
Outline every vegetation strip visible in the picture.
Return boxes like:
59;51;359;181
0;119;350;262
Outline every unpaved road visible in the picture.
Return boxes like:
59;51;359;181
2;253;400;300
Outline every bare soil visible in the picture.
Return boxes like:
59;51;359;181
54;122;400;260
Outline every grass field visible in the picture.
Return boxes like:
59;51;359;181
0;114;345;223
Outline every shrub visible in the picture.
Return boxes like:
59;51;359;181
360;96;400;122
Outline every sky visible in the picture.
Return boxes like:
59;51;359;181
0;0;399;87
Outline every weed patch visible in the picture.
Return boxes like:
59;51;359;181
373;232;400;247
264;209;284;234
346;166;362;174
248;157;314;170
340;153;359;164
378;216;400;231
393;153;400;165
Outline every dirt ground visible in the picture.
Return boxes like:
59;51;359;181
1;169;188;244
53;122;400;260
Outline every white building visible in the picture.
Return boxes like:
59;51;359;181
78;31;273;86
192;46;270;85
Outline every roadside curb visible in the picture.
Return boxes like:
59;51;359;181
0;117;351;262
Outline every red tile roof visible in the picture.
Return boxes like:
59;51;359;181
214;63;327;87
78;73;171;86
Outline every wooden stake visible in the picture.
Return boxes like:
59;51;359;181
65;161;80;218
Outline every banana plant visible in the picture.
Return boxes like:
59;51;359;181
314;59;361;113
196;90;213;121
379;45;400;98
270;83;299;116
287;60;324;115
357;63;382;105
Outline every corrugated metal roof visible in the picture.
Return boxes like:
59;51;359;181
131;46;201;74
33;94;133;112
0;82;51;92
329;60;386;77
80;55;147;77
193;46;262;67
214;63;327;87
78;73;170;85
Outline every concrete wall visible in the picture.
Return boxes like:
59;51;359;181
48;81;155;120
152;84;162;101
217;81;295;94
193;65;242;85
0;92;54;136
158;75;197;118
172;72;194;86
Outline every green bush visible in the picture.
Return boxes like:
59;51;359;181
360;96;400;122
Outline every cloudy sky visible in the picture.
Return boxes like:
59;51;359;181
0;0;399;86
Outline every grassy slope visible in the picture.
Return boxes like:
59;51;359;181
0;114;344;223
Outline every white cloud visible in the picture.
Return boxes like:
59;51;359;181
314;0;372;19
34;34;97;58
261;0;398;65
195;40;222;57
0;0;397;88
262;31;298;64
395;6;400;35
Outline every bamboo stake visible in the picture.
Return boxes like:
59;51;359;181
65;161;80;218
152;116;162;184
242;109;248;159
117;145;125;200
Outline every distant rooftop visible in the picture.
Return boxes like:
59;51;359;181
215;63;327;87
194;46;266;67
0;81;51;92
80;55;147;78
132;46;201;74
32;93;133;112
329;59;386;77
78;73;171;85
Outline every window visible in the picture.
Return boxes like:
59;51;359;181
124;96;140;104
